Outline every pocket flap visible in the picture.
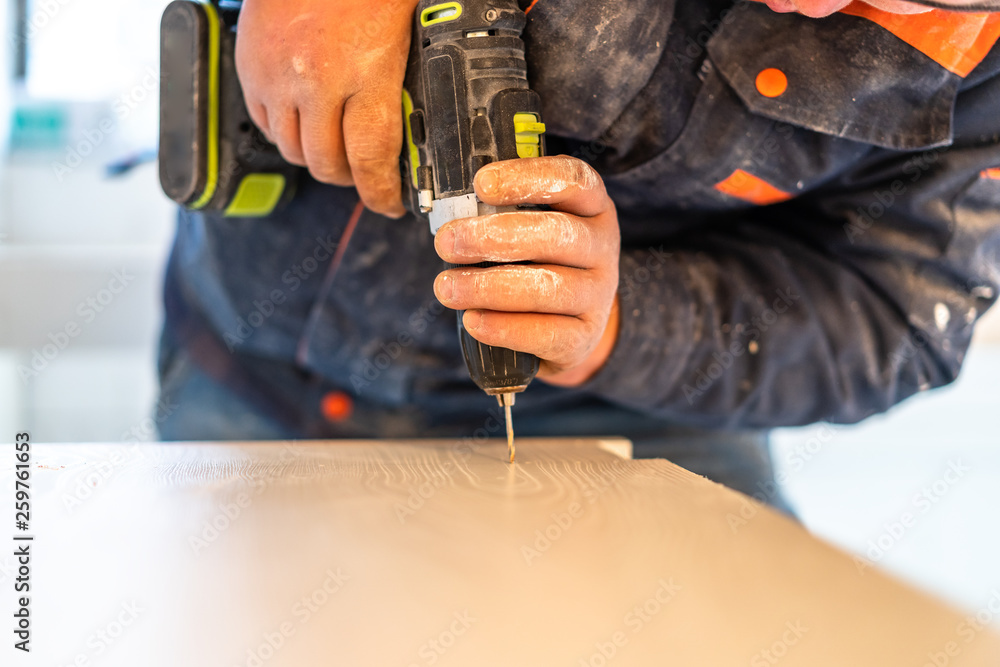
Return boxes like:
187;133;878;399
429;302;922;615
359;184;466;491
707;4;964;151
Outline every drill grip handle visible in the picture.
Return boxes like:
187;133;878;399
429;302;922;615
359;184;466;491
451;261;540;395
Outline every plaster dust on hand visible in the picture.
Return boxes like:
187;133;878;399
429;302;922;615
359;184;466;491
285;13;315;75
486;158;603;203
454;211;590;264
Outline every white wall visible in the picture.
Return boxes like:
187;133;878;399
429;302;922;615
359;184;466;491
0;156;174;443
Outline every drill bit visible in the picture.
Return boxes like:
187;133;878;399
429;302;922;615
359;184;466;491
499;394;516;463
505;403;515;463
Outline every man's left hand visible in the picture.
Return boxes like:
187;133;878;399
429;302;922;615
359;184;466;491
433;156;621;387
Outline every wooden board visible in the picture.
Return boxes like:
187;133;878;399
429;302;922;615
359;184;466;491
4;439;999;666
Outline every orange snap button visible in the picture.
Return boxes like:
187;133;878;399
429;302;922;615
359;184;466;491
756;68;788;98
321;391;353;422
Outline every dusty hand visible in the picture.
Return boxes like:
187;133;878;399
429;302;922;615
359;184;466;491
235;0;417;217
433;156;621;386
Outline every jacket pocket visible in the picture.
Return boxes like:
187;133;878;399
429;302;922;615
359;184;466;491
706;4;960;151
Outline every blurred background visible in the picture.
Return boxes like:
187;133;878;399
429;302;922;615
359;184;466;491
0;0;997;625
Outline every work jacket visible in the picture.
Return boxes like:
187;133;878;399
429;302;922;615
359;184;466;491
162;0;1000;434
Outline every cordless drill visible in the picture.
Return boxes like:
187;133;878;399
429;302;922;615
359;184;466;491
400;0;545;461
158;0;545;461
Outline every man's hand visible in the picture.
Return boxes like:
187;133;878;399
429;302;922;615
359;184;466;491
235;0;417;217
433;156;621;387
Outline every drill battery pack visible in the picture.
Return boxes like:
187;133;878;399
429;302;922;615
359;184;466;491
158;0;298;217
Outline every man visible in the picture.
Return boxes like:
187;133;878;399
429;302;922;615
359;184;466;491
157;0;1000;514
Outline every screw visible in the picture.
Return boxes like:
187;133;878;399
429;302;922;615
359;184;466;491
484;8;498;21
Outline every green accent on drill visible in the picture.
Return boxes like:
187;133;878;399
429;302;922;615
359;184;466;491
190;0;221;209
420;2;463;26
513;112;545;159
402;89;421;189
225;174;286;217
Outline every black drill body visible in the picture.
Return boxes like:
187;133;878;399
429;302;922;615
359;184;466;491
402;0;544;400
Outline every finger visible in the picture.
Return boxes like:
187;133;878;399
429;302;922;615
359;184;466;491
435;264;602;316
342;89;405;218
247;102;272;142
300;102;353;186
268;106;306;166
473;156;609;217
435;210;606;268
461;310;601;371
540;294;620;386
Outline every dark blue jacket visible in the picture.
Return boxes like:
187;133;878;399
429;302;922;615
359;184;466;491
163;0;1000;433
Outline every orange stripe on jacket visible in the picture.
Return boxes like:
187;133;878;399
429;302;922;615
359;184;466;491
838;3;1000;78
715;169;792;206
983;168;1000;180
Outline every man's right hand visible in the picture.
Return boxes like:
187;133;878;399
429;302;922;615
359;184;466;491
235;0;418;217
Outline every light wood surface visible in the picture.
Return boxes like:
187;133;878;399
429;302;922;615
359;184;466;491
4;438;999;666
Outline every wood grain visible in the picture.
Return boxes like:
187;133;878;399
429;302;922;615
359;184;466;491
5;438;999;666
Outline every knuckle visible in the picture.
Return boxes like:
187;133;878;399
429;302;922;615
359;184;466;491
347;149;397;185
566;157;600;191
549;212;586;252
551;326;587;364
278;146;306;167
473;311;501;342
534;269;561;302
353;171;402;212
347;142;394;168
307;159;349;185
580;272;603;305
567;157;588;181
246;106;268;132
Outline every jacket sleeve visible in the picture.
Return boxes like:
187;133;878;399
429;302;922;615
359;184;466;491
579;71;1000;429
